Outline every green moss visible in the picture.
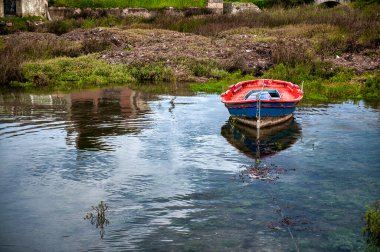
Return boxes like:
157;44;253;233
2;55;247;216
363;200;380;249
17;54;134;90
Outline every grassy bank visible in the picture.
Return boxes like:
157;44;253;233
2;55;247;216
190;64;380;101
1;4;379;100
14;54;186;91
224;0;313;8
15;54;133;90
18;54;379;101
50;0;207;9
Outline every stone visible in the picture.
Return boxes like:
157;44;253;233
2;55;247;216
224;3;261;14
0;0;48;18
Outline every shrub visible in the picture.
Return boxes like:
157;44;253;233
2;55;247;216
186;59;228;79
45;19;78;35
0;34;82;86
18;54;133;90
271;39;310;66
261;63;360;100
128;63;176;82
362;71;380;100
81;37;113;54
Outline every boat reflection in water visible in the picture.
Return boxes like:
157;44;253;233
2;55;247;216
221;117;302;181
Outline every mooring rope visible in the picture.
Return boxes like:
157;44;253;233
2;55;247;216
256;82;266;132
256;96;261;133
273;194;300;252
254;81;300;252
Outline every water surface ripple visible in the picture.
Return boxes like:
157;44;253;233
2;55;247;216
0;87;379;251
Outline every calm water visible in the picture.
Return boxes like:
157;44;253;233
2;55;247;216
0;87;379;251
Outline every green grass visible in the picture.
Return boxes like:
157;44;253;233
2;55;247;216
190;71;254;94
51;0;207;9
16;54;133;90
129;63;176;82
190;63;380;101
14;54;187;90
0;16;46;34
362;71;380;100
261;63;360;101
224;0;313;8
45;16;135;35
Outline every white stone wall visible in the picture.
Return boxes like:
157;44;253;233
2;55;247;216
224;3;261;14
20;0;48;17
315;0;350;4
0;1;4;17
207;0;223;14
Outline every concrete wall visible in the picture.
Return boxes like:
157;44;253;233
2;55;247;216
48;6;212;20
16;0;22;16
20;0;48;17
315;0;350;4
48;7;155;20
0;0;264;19
0;1;3;17
224;3;261;14
0;0;48;17
207;0;223;14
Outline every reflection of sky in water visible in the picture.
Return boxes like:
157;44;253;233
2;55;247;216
0;89;379;251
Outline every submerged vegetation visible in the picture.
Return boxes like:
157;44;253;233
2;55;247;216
0;3;379;100
84;201;110;239
363;200;380;249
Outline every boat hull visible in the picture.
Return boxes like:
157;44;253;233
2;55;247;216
225;101;299;118
232;114;294;128
221;79;303;127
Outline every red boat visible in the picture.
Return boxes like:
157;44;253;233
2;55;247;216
221;79;303;127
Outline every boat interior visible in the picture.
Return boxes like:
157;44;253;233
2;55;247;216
244;89;281;101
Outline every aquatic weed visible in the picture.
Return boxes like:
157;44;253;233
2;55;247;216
84;201;110;239
363;200;380;249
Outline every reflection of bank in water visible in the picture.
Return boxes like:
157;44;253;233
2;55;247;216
61;88;152;150
221;117;301;160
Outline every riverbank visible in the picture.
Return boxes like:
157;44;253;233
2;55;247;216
0;4;379;101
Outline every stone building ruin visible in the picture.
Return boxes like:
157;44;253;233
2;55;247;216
0;0;48;18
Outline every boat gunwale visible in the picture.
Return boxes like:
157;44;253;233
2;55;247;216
221;79;303;105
